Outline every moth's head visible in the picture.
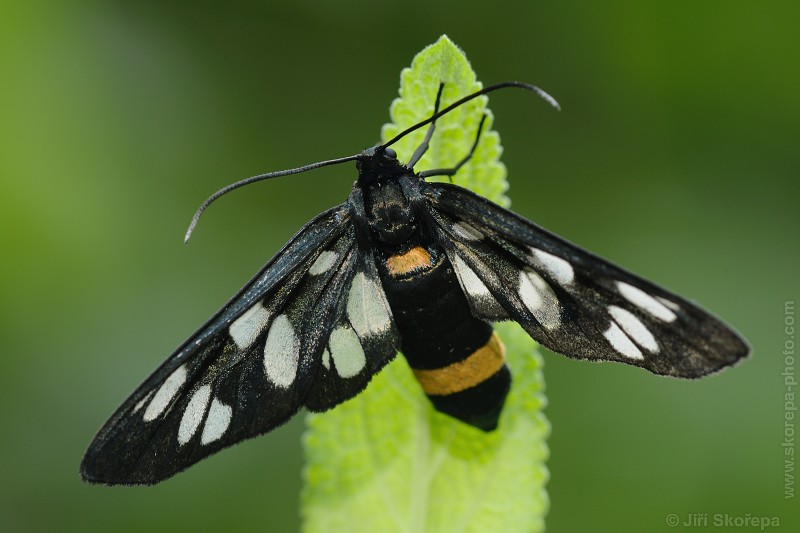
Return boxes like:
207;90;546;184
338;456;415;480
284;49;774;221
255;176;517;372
356;145;407;186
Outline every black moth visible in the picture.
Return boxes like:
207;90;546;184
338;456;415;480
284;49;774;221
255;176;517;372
81;82;749;485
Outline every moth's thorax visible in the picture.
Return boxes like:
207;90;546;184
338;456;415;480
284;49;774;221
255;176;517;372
363;179;417;246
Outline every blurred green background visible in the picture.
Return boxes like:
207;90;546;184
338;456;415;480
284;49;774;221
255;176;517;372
1;2;797;532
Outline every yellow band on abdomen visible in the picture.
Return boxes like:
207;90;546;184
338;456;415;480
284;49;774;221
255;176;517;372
412;332;506;396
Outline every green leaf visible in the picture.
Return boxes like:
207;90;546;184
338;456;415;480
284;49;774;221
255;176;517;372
380;36;509;207
301;35;549;533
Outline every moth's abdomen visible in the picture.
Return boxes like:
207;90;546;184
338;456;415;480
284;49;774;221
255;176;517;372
413;332;510;431
381;245;511;431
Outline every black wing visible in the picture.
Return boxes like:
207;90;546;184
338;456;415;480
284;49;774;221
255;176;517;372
81;205;399;485
424;182;749;378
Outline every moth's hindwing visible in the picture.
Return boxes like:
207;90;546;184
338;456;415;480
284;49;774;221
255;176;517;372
305;244;400;411
425;182;749;378
80;206;378;485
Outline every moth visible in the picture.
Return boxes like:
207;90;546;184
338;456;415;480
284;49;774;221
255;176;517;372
81;82;749;485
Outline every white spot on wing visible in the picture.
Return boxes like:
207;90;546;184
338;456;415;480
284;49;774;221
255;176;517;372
529;247;574;286
263;314;299;388
451;254;507;319
321;348;331;370
518;270;561;329
309;250;338;276
452;254;491;297
609;306;659;353
452;222;484;241
347;272;391;339
657;296;681;312
603;322;644;360
229;302;270;350
178;385;211;445
133;390;154;414
617;281;677;322
201;398;232;445
143;365;187;422
329;326;366;378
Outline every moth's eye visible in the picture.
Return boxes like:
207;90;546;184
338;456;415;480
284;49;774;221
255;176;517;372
384;147;397;159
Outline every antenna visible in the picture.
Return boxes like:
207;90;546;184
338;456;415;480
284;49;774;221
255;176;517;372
381;81;559;149
184;154;360;243
185;81;559;243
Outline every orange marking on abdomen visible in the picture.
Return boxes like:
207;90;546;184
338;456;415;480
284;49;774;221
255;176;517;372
386;246;433;277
